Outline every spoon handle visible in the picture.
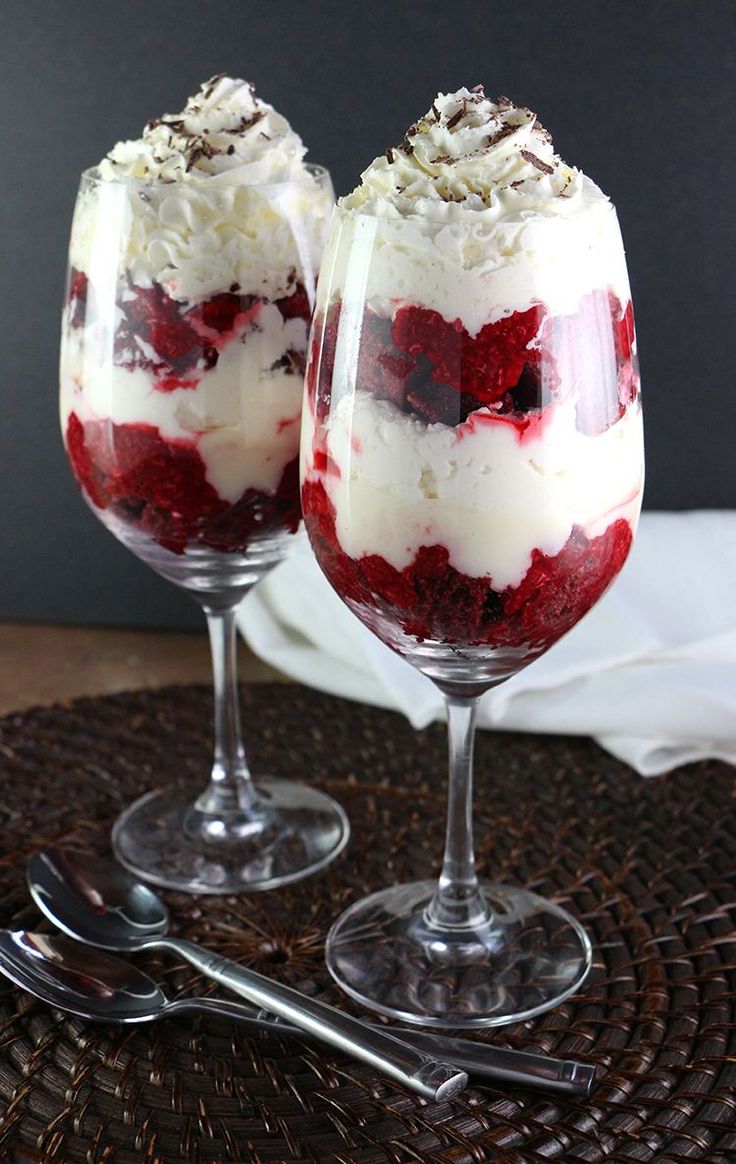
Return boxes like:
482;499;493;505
157;937;467;1102
171;997;595;1096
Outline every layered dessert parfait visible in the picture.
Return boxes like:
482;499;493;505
301;87;643;666
61;75;332;559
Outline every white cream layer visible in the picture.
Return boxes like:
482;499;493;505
303;389;643;591
61;302;305;501
324;193;629;337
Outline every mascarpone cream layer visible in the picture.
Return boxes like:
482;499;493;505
61;303;305;501
303;391;644;590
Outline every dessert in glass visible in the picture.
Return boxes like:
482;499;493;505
301;87;644;1025
60;75;349;893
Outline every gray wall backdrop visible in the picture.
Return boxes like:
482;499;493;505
2;0;734;629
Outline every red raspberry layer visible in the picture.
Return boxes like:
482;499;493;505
66;413;300;556
302;478;632;652
307;289;637;434
66;276;310;392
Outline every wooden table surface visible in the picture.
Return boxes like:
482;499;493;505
0;622;284;716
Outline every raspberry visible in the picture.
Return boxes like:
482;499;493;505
392;305;545;404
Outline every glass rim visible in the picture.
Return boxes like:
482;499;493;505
78;160;331;193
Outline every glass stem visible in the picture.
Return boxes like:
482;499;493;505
425;695;490;930
195;597;257;817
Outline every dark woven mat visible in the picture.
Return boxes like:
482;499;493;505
0;683;734;1163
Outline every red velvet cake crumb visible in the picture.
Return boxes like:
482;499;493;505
109;279;308;390
67;414;300;556
68;268;89;329
392;304;545;404
302;477;632;652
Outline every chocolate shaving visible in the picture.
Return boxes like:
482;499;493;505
386;147;395;164
398;140;414;156
230;282;241;293
224;111;265;133
495;95;514;108
227;144;235;155
510;179;525;189
202;73;227;101
485;123;516;147
146;116;185;134
431;102;440;120
471;83;485;95
184;135;217;172
520;148;554;174
446;107;466;130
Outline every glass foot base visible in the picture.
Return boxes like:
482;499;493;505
325;880;592;1028
112;778;350;894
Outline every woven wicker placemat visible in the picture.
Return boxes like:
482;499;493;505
0;683;733;1163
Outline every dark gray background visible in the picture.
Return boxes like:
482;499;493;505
2;0;734;629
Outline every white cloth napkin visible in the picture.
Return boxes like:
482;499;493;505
237;512;736;775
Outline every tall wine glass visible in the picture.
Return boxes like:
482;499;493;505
60;165;349;894
301;205;644;1026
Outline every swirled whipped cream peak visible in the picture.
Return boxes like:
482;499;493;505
341;85;589;221
99;74;308;185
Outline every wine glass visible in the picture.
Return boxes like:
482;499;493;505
60;165;349;894
301;205;644;1026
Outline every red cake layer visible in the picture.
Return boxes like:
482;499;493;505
67;270;311;392
67;413;300;556
306;290;638;434
302;478;632;652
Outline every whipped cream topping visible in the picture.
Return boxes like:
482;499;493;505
342;86;586;223
100;74;308;186
69;76;332;303
328;87;627;331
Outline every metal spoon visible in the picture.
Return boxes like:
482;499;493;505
27;848;595;1097
27;849;466;1102
0;929;594;1096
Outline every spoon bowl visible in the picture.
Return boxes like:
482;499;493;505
0;929;165;1022
28;848;169;950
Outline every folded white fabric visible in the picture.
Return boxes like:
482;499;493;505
237;512;736;775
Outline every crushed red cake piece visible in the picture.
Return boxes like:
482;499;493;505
67;414;300;555
392;304;545;403
110;279;305;391
275;284;312;322
67;268;89;329
302;478;632;652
